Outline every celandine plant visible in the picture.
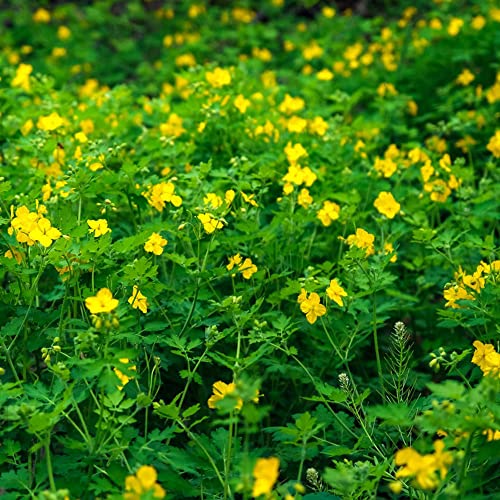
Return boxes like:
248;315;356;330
0;0;499;499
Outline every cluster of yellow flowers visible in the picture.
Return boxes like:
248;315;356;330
471;340;500;378
393;440;452;491
444;260;499;308
143;181;183;212
8;204;62;249
227;254;258;279
124;465;166;500
85;287;149;315
297;278;347;324
207;380;259;411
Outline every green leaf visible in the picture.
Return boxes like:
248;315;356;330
427;380;465;400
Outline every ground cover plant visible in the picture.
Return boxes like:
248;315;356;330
0;0;499;498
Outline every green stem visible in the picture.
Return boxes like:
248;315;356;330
44;436;56;492
457;431;475;495
177;418;226;492
372;294;385;400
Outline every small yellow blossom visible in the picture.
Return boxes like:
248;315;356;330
37;112;64;131
252;457;280;498
299;291;327;324
284;142;307;164
326;279;347;307
297;188;313;209
208;381;242;410
234;94;251;113
448;17;464;36
124;465;166;500
374;157;397;178
279;94;305;115
241;192;259;207
373;192;400;219
11;63;32;92
345;228;375;256
443;285;474;308
316;200;340;226
128;286;149;314
486;131;500;158
87;219;111;237
198;213;224;234
57;25;71;40
144;233;168;255
85;288;119;314
472;341;500;378
395;440;452;490
317;68;334;81
33;8;51;23
206;67;231;88
456;69;474;86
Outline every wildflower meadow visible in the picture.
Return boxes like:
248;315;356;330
1;1;499;498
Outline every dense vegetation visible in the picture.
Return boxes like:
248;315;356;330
0;1;499;499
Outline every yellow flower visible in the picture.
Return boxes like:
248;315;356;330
205;67;231;88
472;341;500;377
308;116;328;136
87;219;111;237
124;465;166;500
143;182;182;211
241;191;259;207
373;157;397;178
443;285;474;308
456;69;475;86
316;200;340;226
486;131;500;158
286;115;308;133
284;142;308;164
252;457;280;498
302;40;323;60
207;381;242;410
128;286;149;314
9;205;41;246
114;358;136;390
20;119;34;136
407;99;418;116
395;440;452;490
373;191;400;219
297;188;313;209
377;82;397;97
159;113;185;137
227;253;243;271
234;94;251;113
198;213;224;234
227;254;258;279
384;242;397;263
345;228;375;256
239;258;258;279
57;25;71;40
37;112;64;131
225;189;236;205
322;6;336;18
144;232;168;255
85;288;119;314
299;292;327;324
279;94;305;115
326;279;347;307
29;217;62;247
11;63;32;92
33;8;51;23
5;248;23;264
447;17;464;36
317;68;334;81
